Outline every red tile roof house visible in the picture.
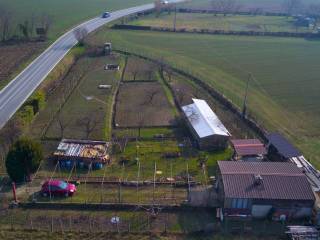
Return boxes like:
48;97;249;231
231;139;267;161
216;161;315;220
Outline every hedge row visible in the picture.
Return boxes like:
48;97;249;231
112;24;320;39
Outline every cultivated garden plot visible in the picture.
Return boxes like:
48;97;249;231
31;54;121;141
115;82;176;127
123;57;157;81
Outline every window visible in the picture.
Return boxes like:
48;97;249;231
231;198;249;209
59;181;68;189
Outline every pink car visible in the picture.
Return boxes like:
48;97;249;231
41;180;76;197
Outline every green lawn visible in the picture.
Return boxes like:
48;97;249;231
178;0;320;12
90;29;320;167
131;13;311;33
0;0;153;40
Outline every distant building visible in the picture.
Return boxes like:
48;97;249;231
231;139;267;161
53;139;111;170
216;161;315;220
182;99;231;150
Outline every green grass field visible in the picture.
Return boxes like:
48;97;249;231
90;29;320;167
0;0;153;40
178;0;320;12
131;13;311;33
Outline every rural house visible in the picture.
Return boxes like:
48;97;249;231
53;139;111;170
182;99;230;150
231;139;267;161
216;161;315;220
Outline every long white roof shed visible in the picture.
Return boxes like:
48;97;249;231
182;99;231;139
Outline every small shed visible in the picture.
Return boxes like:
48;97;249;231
266;133;301;161
53;139;111;170
104;42;112;55
231;139;267;161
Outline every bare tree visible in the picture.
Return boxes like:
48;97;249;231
146;64;156;80
39;14;53;39
282;0;302;17
144;89;159;105
176;89;186;105
78;116;99;139
73;27;88;46
137;113;145;138
211;0;241;16
29;13;36;38
155;0;164;17
306;4;320;21
164;67;174;82
0;8;12;41
57;113;70;139
127;59;141;81
2;120;22;145
18;20;30;39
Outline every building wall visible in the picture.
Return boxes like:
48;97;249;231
223;197;314;219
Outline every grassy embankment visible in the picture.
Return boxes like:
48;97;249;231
89;29;320;167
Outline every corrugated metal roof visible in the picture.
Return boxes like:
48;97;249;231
231;139;267;156
182;99;230;138
218;161;315;201
267;133;301;158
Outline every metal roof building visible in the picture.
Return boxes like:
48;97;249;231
182;99;230;150
217;161;315;219
266;133;301;159
182;99;230;138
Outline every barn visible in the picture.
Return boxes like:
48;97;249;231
216;161;315;220
182;99;231;150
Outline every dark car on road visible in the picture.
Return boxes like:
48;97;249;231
41;180;76;197
102;12;111;18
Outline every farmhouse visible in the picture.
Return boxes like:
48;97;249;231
53;139;111;169
231;139;267;161
182;99;230;150
216;161;315;220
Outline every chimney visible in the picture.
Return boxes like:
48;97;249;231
254;174;263;185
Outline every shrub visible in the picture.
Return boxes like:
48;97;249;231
5;138;43;182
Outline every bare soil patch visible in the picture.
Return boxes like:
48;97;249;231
115;82;176;127
0;42;45;85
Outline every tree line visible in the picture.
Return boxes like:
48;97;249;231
0;5;52;42
208;0;320;18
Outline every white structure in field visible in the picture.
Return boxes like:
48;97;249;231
182;98;230;150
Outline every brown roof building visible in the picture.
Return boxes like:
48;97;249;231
231;139;267;161
216;161;315;220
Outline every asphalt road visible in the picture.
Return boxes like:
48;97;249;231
0;1;183;129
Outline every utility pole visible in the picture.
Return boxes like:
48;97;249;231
173;4;177;32
242;73;252;117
